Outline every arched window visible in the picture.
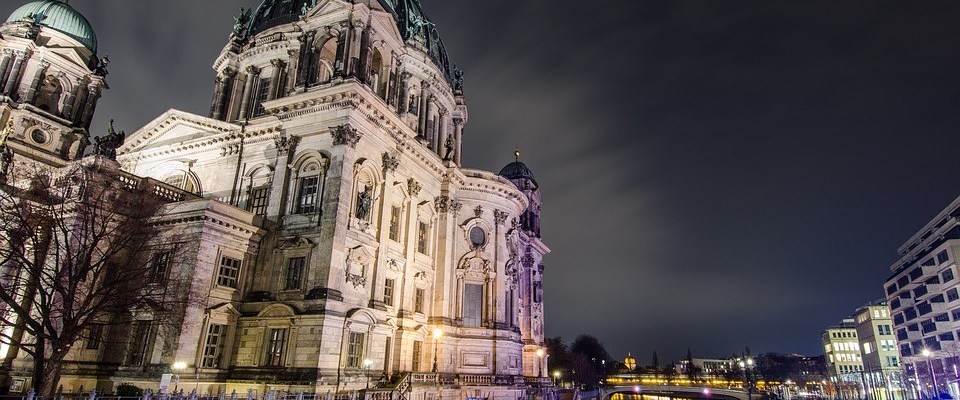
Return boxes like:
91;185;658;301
311;37;338;86
35;75;63;113
163;171;201;196
294;160;323;214
370;49;386;98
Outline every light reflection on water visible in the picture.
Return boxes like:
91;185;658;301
610;395;701;400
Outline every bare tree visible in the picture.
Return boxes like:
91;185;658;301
0;161;182;398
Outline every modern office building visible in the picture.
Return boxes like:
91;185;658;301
884;195;960;399
823;319;864;399
853;302;905;400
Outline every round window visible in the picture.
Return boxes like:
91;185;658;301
31;130;48;145
469;226;486;248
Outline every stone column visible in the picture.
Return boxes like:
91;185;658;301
425;99;436;149
417;86;428;137
23;61;49;103
267;135;299;220
79;84;101;128
209;74;227;118
238;66;258;121
454;119;464;165
268;59;285;101
60;79;78;120
439;113;449;160
212;68;236;120
0;51;13;91
3;52;28;98
335;24;350;77
285;49;299;94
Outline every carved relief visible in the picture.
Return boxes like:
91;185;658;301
345;246;373;289
407;178;422;197
474;205;483;218
386;258;404;273
331;124;361;147
278;235;315;249
274;135;300;156
434;195;450;213
494;210;508;226
382;152;400;172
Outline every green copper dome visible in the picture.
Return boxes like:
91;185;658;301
6;0;97;53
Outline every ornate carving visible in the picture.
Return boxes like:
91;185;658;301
386;258;404;273
414;271;429;282
450;200;462;214
434;195;450;213
274;135;300;156
278;235;315;249
331;124;361;147
345;246;373;289
474;205;483;218
221;144;241;157
407;178;422;197
346;273;366;288
494;210;508;226
382;152;400;172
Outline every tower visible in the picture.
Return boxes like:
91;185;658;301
0;0;107;167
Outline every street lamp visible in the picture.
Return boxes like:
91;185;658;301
172;361;187;393
363;359;374;389
432;328;443;373
553;370;561;386
922;348;939;399
537;348;545;378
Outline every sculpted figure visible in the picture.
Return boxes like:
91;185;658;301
93;119;125;160
356;186;373;220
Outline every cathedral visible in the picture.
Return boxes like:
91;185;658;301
0;1;551;399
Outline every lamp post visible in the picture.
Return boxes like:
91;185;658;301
172;362;187;394
363;359;373;389
554;371;561;387
923;349;939;400
432;328;443;373
739;358;754;400
537;349;545;378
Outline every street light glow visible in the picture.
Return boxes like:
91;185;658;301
433;328;443;340
536;348;545;358
172;362;187;370
923;348;932;357
363;358;373;367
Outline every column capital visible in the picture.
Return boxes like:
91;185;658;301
245;65;260;75
271;59;286;68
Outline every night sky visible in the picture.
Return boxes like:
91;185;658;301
6;0;960;363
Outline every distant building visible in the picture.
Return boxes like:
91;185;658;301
822;319;864;398
884;195;960;399
675;358;735;378
853;302;906;400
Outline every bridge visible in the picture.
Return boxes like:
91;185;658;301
597;385;753;400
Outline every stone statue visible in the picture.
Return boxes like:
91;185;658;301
453;66;464;91
356;186;373;220
0;119;13;146
233;8;252;38
408;94;418;114
93;119;125;160
444;134;455;160
94;56;110;77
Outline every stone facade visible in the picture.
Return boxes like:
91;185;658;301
0;1;551;399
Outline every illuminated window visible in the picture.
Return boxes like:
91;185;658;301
202;324;227;368
265;328;287;367
347;332;365;368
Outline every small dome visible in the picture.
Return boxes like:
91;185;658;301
6;0;97;53
499;161;538;188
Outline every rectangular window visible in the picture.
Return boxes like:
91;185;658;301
86;324;103;350
463;283;483;327
951;288;960;302
389;206;401;241
414;288;425;314
126;322;152;366
887;283;898;295
150;251;172;283
265;328;287;367
384;279;395;306
217;256;242;288
945;269;956;283
412;340;423;372
285;257;305;290
296;176;320;214
938;249;950;264
417;222;429;254
246;186;269;216
347;332;365;368
252;77;270;117
202;324;227;368
953;309;960;321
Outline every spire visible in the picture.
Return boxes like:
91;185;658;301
514;148;520;162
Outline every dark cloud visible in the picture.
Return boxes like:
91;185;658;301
4;0;960;362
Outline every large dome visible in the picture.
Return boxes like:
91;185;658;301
6;0;97;53
242;0;453;81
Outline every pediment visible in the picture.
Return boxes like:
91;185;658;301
306;0;351;19
120;109;238;156
206;302;242;316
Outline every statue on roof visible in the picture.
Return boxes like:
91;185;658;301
444;134;455;161
93;119;125;161
233;8;252;38
453;66;464;92
94;56;110;77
